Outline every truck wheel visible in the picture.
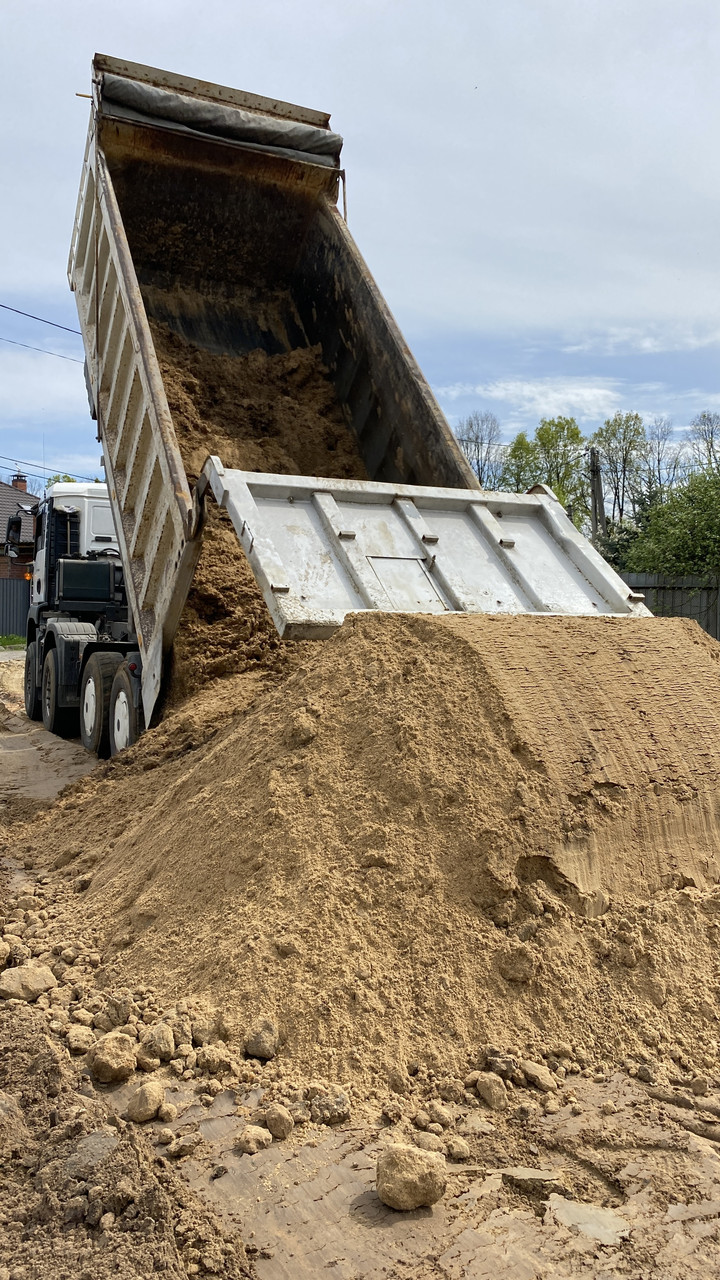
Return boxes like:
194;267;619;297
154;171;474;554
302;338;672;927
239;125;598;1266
109;663;143;756
24;641;41;720
41;648;78;737
80;652;123;757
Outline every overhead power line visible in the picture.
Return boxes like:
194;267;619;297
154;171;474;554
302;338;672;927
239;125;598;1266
0;452;98;484
0;335;84;364
0;302;82;335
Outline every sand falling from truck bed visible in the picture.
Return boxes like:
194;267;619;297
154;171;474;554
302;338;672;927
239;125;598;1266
21;612;720;1087
149;319;369;700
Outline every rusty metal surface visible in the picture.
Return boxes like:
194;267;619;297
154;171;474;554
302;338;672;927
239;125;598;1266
93;52;333;129
102;121;336;297
293;200;479;491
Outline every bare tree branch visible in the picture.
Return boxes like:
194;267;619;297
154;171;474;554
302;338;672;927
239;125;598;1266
456;411;505;488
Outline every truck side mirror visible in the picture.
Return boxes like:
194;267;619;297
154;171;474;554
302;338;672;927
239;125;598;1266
3;514;21;558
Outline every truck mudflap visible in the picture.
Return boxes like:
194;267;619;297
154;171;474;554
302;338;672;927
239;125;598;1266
199;457;651;639
45;621;98;708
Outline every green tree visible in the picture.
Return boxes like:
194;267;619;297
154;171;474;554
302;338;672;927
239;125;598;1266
498;418;588;525
499;431;538;493
626;469;720;577
534;416;588;518
689;411;720;474
591;411;645;524
46;473;76;486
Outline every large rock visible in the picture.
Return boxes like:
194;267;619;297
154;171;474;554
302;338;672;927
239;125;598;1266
139;1022;174;1062
235;1124;273;1155
0;941;10;970
127;1079;165;1123
67;1024;96;1055
476;1071;508;1110
265;1103;294;1140
376;1143;447;1211
521;1059;558;1092
245;1018;279;1061
87;1032;137;1083
0;961;57;1002
310;1087;351;1126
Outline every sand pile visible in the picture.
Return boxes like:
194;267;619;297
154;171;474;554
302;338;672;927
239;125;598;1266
20;613;720;1087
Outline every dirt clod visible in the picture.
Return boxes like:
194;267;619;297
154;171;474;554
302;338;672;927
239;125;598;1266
376;1143;447;1211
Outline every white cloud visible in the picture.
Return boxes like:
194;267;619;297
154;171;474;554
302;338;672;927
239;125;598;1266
435;377;622;423
561;327;720;357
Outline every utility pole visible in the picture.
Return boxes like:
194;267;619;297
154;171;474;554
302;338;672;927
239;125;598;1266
589;447;607;544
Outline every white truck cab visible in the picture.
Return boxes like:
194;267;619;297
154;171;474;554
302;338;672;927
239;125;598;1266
31;482;119;606
23;480;141;756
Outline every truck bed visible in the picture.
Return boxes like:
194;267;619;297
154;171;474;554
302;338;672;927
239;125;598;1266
68;54;649;730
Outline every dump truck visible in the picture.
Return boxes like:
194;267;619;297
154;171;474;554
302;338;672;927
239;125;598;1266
22;53;649;757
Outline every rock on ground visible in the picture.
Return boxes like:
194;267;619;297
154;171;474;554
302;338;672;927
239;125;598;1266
476;1071;508;1110
87;1032;137;1083
127;1079;165;1123
521;1060;558;1092
310;1087;351;1126
445;1136;470;1161
0;962;57;1002
139;1022;174;1061
244;1018;279;1060
66;1024;96;1055
376;1143;447;1211
413;1131;446;1153
265;1102;294;1139
235;1124;273;1155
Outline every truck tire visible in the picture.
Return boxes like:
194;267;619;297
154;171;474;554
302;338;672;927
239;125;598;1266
24;641;41;720
80;652;124;757
41;648;78;738
109;663;143;756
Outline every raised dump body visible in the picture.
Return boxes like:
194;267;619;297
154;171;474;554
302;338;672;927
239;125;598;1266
68;54;477;721
68;54;650;730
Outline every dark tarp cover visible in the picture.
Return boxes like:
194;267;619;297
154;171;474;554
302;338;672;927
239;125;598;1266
101;74;343;165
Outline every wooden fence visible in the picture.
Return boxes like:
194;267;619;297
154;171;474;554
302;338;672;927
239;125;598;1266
621;574;720;641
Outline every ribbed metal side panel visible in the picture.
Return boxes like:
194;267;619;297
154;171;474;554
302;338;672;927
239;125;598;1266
68;118;203;725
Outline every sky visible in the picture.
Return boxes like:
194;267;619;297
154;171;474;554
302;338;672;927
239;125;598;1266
1;0;719;493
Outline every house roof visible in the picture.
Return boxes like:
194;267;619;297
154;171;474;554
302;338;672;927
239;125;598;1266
0;480;40;545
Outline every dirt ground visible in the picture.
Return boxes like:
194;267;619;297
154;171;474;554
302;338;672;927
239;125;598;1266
4;621;720;1278
0;656;94;824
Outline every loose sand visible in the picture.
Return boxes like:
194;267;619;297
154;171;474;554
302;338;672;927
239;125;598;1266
18;612;720;1090
150;320;367;702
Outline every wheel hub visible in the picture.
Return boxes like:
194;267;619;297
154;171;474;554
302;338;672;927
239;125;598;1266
113;690;131;751
82;675;97;737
